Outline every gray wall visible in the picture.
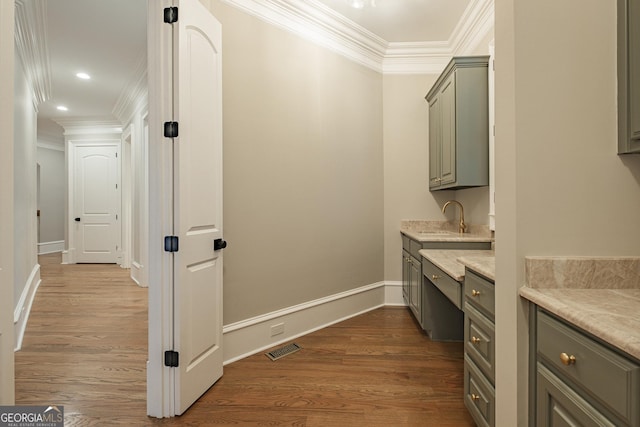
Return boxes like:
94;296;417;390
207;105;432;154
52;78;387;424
212;1;385;325
36;146;65;244
495;0;640;424
13;55;38;308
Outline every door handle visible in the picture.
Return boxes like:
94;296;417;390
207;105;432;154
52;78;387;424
214;239;227;251
75;217;81;222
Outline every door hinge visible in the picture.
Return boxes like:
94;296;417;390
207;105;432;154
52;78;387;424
164;350;179;367
164;121;179;138
163;7;178;24
164;235;179;252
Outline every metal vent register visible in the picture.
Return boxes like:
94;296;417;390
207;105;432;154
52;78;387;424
265;343;302;361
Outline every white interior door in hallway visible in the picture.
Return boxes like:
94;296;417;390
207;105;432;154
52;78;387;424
71;142;121;264
147;0;224;417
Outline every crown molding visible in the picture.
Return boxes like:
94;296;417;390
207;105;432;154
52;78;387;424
221;0;387;72
14;0;51;106
222;0;494;75
37;140;65;152
54;118;123;136
112;53;148;125
450;0;495;56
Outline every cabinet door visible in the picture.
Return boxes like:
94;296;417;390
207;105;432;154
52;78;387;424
618;0;640;153
537;364;617;427
402;250;410;304
408;255;421;322
440;73;456;186
428;97;441;188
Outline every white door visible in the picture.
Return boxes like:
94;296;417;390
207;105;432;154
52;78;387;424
172;0;224;415
74;144;121;263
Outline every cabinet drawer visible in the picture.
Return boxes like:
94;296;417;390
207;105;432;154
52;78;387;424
464;301;494;384
464;355;494;427
537;363;617;427
423;260;462;309
402;235;410;251
409;238;422;259
464;269;494;320
537;310;640;426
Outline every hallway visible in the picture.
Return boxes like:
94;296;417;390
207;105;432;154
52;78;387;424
15;253;148;422
15;254;473;426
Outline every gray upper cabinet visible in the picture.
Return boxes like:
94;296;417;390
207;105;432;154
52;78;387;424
618;0;640;154
426;56;490;190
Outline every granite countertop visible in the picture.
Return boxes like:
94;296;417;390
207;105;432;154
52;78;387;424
400;220;494;243
458;255;496;281
419;249;495;281
519;257;640;361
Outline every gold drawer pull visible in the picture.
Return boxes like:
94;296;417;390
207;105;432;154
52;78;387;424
471;289;481;297
560;352;576;366
470;393;480;401
471;336;481;344
431;274;440;280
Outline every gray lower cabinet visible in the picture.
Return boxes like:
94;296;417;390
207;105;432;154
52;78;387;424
534;308;640;427
463;269;495;427
402;249;421;323
401;234;491;330
422;259;464;341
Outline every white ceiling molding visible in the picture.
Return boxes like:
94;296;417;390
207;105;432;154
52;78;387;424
54;118;123;136
222;0;494;74
221;0;387;72
36;141;65;152
449;0;495;56
14;0;51;107
112;53;148;125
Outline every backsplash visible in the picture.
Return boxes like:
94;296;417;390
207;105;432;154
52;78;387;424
525;257;640;289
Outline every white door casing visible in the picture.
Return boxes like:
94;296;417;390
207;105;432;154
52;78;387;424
0;0;15;405
147;0;224;417
72;143;121;264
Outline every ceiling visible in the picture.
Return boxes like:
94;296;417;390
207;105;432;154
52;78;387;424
33;0;474;141
315;0;472;42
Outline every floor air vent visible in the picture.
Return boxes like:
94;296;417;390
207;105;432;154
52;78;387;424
265;343;302;361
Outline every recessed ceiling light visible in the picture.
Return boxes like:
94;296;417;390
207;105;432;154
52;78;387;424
76;72;91;80
56;105;68;111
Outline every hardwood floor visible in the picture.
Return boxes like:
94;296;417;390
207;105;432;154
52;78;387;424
16;253;475;426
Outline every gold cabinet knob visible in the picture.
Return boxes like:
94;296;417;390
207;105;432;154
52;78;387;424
432;274;440;280
472;289;481;297
471;336;481;344
470;393;480;401
560;352;576;366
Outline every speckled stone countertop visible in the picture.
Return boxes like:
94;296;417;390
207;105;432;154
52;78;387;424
458;255;496;281
400;220;494;243
419;249;495;282
519;257;640;361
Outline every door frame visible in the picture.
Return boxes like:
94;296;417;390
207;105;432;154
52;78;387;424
0;0;15;405
147;0;176;417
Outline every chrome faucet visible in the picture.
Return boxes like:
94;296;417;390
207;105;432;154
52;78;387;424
442;200;467;234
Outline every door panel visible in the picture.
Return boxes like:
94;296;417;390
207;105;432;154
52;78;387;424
74;145;120;263
173;0;224;415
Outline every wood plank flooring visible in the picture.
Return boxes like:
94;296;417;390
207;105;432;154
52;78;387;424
16;253;475;426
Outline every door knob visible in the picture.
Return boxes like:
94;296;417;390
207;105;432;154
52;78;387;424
74;217;81;222
214;239;227;251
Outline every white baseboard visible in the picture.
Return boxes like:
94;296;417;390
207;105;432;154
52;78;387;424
14;264;41;351
384;280;405;306
37;240;64;255
223;281;407;365
131;261;146;287
61;249;72;264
